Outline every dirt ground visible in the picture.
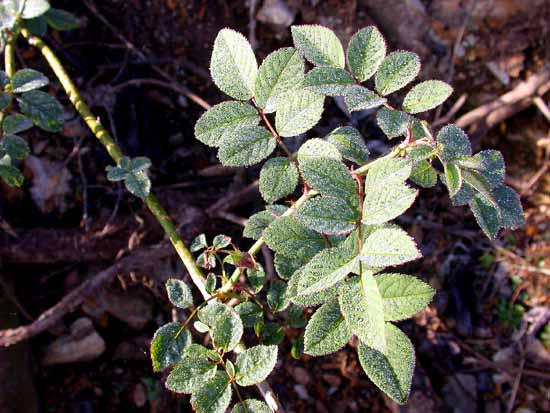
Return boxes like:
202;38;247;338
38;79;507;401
0;0;549;412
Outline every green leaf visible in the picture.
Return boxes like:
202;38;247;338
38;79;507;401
291;25;345;68
124;170;151;199
469;193;500;239
402;80;453;114
297;246;357;296
25;16;47;36
288;305;307;328
297;195;358;235
325;126;369;165
232;399;271;413
200;303;246;351
360;226;421;267
493;185;524;229
358;323;415;404
275;89;324;137
165;279;193;309
0;163;23;187
218;125;276;167
376;107;411;139
288;266;343;307
194;321;210;333
150;322;191;372
11;69;48;93
190;372;232;413
105;165;128;181
2;135;29;160
195;101;259;147
304;300;351;356
21;0;50;19
302;66;355;96
259;157;299;204
347;26;386;82
376;273;435;321
444;162;462;197
235;301;263;328
461;150;505;189
407;144;437;161
339;273;386;352
165;357;217;394
17;90;63;132
291;335;304;359
210;28;257;100
0;92;12;111
274;253;305;280
129;157;151;173
3;114;33;135
235;345;278;386
184;344;221;362
437;124;471;162
362;182;418;225
366;157;412;186
247;264;266;293
462;168;494;203
44;8;80;31
344;85;386;112
410;160;437;188
375;51;420;96
213;234;231;249
191;233;208;252
260;322;285;345
264;216;326;260
243;207;286;240
267;280;290;312
254;47;304;113
297;137;341;161
0;71;9;88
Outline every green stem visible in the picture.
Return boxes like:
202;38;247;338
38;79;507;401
4;29;17;78
21;28;210;300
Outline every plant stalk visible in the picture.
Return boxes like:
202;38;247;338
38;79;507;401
21;28;210;299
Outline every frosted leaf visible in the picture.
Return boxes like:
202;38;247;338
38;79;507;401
347;26;386;82
297;195;358;235
304;300;351;356
302;66;355;96
375;51;420;96
275;89;325;137
218;125;276;167
344;85;386;112
360;226;421;267
402;80;453;114
259;157;299;204
325;126;370;165
291;25;345;68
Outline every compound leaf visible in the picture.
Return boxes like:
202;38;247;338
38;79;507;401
259;157;299;204
291;25;345;68
235;345;278;386
194;101;259;147
165;279;194;309
325;126;369;165
150;322;191;372
218;125;275;167
255;47;305;113
275;89;325;137
347;26;386;82
402;80;453;114
358;323;415;404
376;273;435;321
304;300;351;356
210;28;257;100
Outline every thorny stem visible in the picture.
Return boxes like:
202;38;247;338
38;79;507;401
20;28;211;300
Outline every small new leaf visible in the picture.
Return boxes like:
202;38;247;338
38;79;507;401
210;28;257;100
291;25;345;68
232;399;271;413
18;90;64;132
165;279;193;309
235;345;278;386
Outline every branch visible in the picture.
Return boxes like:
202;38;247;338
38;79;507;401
21;28;210;300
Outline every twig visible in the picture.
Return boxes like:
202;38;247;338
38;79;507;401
455;67;550;137
432;93;468;127
0;243;172;346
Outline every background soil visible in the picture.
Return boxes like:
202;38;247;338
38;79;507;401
1;1;550;412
